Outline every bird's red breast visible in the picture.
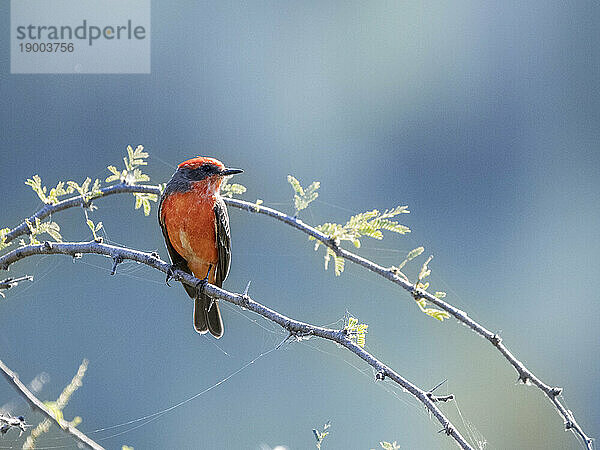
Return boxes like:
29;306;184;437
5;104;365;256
160;179;222;283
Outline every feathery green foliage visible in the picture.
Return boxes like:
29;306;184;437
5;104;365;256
311;206;410;276
25;174;104;206
412;255;450;321
133;193;156;216
24;218;62;245
106;145;149;184
0;228;10;251
345;316;368;348
23;359;88;450
379;441;401;450
25;176;76;205
67;177;103;204
17;145;158;253
220;180;247;198
288;175;320;215
106;145;157;216
313;421;331;449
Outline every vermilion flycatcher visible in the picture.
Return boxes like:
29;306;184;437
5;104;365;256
159;157;243;338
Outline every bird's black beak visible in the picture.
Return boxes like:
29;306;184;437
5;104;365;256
220;168;243;176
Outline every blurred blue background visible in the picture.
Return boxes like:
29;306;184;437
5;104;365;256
1;1;599;449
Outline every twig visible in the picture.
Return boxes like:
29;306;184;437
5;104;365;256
0;275;33;291
0;241;472;449
0;358;104;450
2;185;592;448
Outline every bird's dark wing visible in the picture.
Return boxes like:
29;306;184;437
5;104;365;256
158;191;197;300
201;196;230;338
213;196;232;288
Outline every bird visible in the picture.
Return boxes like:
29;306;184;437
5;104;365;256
158;157;243;338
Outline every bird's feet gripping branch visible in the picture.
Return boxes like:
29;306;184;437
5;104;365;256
196;264;213;300
165;264;176;287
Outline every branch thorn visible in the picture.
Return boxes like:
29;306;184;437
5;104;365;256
429;379;447;394
165;265;175;286
110;256;123;276
243;280;251;297
551;387;563;397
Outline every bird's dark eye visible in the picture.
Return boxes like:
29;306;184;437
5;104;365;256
17;416;24;421
183;164;218;181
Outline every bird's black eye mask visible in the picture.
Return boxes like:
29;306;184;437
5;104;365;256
180;164;221;182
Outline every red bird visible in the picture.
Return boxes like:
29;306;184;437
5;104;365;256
159;157;243;338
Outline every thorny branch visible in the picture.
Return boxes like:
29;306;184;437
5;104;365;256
0;241;473;450
1;183;593;448
224;198;594;449
0;359;103;450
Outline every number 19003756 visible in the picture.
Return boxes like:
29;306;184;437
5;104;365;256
19;42;74;52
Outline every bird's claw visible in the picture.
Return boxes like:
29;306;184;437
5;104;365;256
195;264;213;297
165;265;176;286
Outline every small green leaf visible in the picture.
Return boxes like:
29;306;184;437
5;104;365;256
81;177;91;195
406;246;424;261
287;175;304;196
43;401;64;426
346;316;368;347
288;174;320;214
418;255;433;281
70;416;82;427
333;254;344;276
106;165;122;183
397;247;425;270
91;178;102;195
221;182;247;198
143;198;151;216
25;175;50;204
133;193;157;216
133;168;150;182
0;228;11;251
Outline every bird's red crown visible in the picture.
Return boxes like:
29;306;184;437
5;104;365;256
178;156;225;170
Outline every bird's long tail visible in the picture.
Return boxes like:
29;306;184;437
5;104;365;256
194;290;224;338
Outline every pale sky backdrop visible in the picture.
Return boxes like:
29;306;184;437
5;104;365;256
1;2;599;449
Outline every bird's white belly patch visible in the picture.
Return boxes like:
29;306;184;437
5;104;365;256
179;230;194;255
